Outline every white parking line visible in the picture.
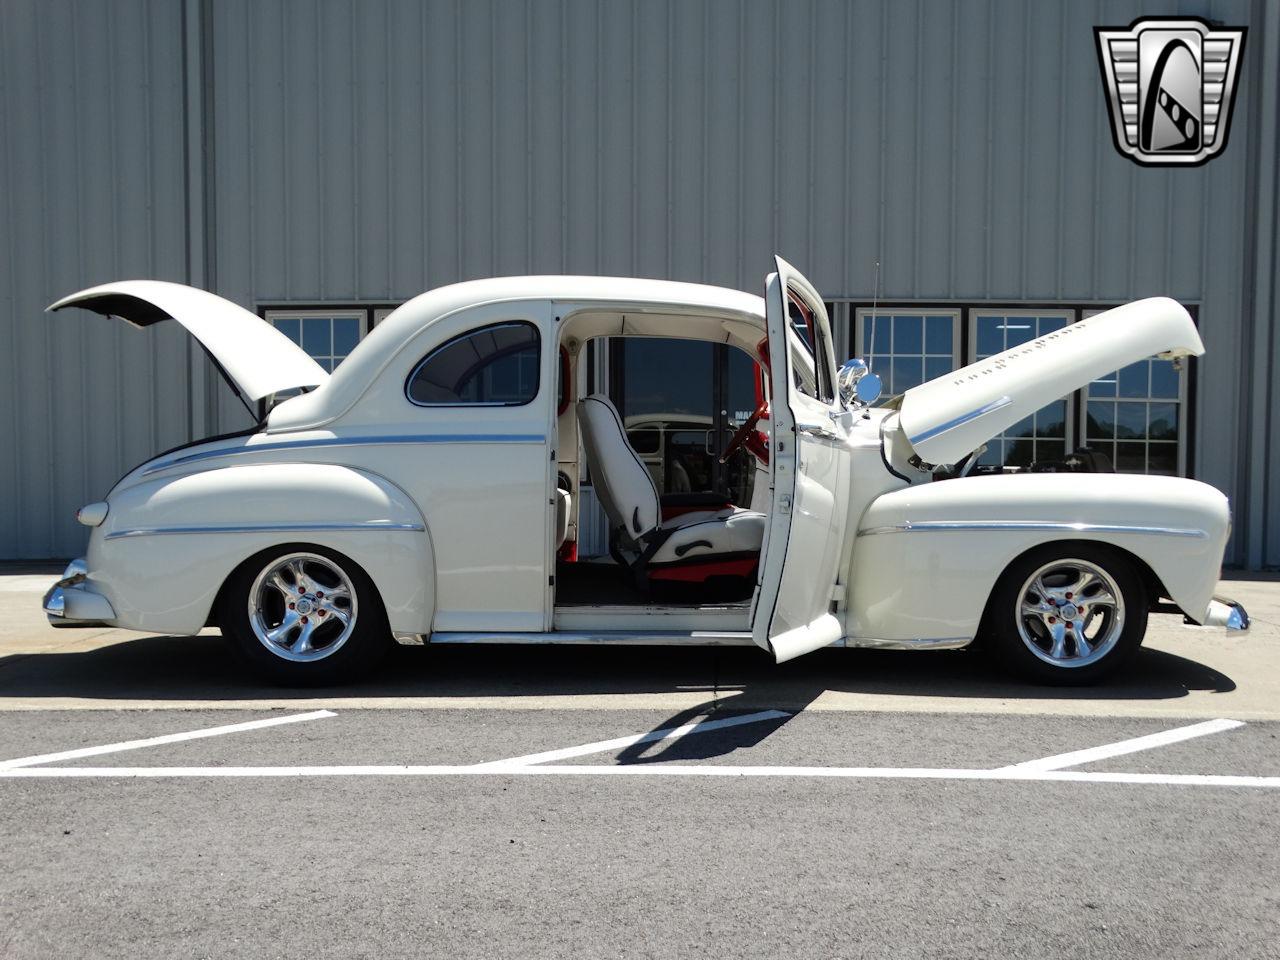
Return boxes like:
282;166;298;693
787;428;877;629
995;718;1245;773
472;709;791;768
2;764;1277;788
0;710;336;770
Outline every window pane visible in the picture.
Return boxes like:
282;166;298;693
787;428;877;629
1090;371;1118;398
407;321;540;405
1148;402;1178;442
925;315;951;354
274;317;301;345
303;317;331;356
333;316;360;356
892;315;923;354
1035;400;1066;438
1148;444;1178;476
1150;360;1180;399
975;319;1004;358
1116;441;1146;472
1118;361;1149;398
1116;403;1147;440
1087;400;1116;439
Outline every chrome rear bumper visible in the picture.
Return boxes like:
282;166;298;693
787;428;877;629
1201;596;1250;631
43;559;115;627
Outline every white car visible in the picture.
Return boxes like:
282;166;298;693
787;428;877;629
43;257;1248;684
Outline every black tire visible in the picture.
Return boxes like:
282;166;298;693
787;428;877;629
982;543;1148;686
218;544;391;686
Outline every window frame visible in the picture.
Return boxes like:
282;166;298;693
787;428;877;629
261;307;369;373
404;319;543;409
852;306;963;397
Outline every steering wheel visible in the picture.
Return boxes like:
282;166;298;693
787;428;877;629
719;400;769;465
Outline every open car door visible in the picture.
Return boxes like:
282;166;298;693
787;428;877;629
751;257;853;662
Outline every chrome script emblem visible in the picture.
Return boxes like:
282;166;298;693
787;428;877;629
1095;17;1246;166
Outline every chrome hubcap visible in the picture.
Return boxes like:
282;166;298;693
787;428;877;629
1016;558;1125;669
248;553;357;663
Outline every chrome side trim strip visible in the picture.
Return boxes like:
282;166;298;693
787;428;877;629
143;433;547;474
844;636;972;651
105;521;424;541
429;630;756;646
857;520;1209;540
907;395;1012;446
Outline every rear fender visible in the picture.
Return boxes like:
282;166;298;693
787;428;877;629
88;463;434;635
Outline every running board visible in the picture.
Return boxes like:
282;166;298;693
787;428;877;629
399;631;973;649
425;630;757;646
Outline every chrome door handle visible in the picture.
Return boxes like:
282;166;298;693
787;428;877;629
796;422;839;441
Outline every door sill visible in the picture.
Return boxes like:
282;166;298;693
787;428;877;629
430;629;755;646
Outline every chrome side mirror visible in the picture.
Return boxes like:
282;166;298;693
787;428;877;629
838;358;882;407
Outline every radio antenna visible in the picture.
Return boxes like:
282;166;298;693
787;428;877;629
867;258;882;368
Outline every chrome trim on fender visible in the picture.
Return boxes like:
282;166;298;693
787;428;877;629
857;520;1210;540
105;521;425;541
907;395;1012;446
142;433;547;475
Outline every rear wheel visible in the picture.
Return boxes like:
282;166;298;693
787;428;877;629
984;544;1147;685
220;546;390;685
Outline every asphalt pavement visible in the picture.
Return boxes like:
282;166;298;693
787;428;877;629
1;571;1278;959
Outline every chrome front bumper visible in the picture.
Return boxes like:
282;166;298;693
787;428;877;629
1201;596;1250;631
43;559;116;627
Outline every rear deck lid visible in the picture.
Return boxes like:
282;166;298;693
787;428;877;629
48;280;329;402
895;297;1204;466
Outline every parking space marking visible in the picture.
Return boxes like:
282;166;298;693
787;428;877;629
472;709;791;769
1;711;1275;787
0;710;336;770
994;717;1245;773
3;764;1278;788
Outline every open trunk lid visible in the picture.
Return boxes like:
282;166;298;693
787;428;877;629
48;280;329;402
895;297;1203;466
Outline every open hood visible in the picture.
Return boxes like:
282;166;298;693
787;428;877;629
896;297;1203;466
48;280;329;402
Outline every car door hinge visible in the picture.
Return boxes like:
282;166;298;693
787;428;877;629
829;579;846;603
778;494;792;514
549;575;555;586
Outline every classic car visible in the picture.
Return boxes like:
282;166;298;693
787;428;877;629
42;257;1249;685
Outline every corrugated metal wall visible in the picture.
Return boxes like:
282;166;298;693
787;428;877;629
0;0;191;559
2;0;1276;565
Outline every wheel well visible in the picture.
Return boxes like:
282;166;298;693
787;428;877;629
983;539;1170;625
205;542;389;629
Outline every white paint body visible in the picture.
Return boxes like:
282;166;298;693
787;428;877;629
46;268;1236;661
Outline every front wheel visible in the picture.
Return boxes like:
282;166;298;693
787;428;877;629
983;545;1148;685
219;546;390;685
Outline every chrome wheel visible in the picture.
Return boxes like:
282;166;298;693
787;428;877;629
248;552;358;663
1016;558;1125;669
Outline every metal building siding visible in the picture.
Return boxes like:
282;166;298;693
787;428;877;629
0;0;190;559
0;0;1274;564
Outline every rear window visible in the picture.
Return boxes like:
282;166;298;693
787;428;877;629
406;321;541;406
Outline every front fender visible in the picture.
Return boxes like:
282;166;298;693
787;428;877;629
846;473;1230;642
88;463;434;635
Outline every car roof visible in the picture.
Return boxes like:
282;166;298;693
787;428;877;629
267;275;766;432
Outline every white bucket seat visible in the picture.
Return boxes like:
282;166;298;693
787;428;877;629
576;394;766;571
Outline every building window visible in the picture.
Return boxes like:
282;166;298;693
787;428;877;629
853;309;961;396
406;321;540;406
1081;311;1186;476
835;300;1192;477
264;309;365;373
970;311;1073;468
